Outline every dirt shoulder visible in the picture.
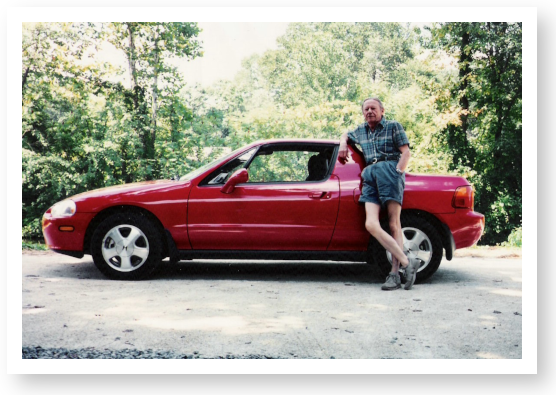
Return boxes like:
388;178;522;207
22;249;58;256
452;246;521;259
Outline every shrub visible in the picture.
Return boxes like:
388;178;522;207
501;226;522;247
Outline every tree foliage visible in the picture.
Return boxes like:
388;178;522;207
22;22;203;237
22;22;521;245
428;22;522;244
105;22;203;168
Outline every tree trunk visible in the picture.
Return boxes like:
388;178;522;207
458;25;471;139
451;23;475;169
127;23;138;92
150;33;160;168
152;46;158;149
22;66;31;92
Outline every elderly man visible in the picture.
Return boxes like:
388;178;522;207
339;98;420;290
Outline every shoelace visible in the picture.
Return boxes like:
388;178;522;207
386;273;398;282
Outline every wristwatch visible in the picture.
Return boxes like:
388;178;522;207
396;167;404;175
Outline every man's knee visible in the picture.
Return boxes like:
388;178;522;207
389;217;401;234
365;220;382;236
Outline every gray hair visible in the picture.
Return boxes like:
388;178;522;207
361;97;384;111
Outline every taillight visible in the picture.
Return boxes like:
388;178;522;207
452;186;474;209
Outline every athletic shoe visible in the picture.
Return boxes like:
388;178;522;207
381;273;401;291
404;257;420;290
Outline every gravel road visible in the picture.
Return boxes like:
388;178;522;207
22;250;522;359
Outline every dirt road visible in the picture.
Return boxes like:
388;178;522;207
22;250;522;359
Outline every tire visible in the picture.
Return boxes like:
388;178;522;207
369;213;443;284
91;212;163;280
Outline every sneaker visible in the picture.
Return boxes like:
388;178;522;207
381;273;401;291
404;257;421;290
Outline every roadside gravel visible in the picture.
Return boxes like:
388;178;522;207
22;346;286;359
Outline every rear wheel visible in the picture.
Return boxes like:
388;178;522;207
91;212;163;280
370;214;443;283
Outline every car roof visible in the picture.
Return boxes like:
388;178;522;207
251;138;340;146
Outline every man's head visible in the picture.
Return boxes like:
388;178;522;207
361;97;385;127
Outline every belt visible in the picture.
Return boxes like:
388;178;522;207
368;155;400;165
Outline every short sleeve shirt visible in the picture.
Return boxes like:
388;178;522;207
347;118;409;165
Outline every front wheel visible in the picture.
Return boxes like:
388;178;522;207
370;214;443;283
91;212;163;280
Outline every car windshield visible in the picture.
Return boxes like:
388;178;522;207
178;146;254;181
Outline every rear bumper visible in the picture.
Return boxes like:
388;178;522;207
42;211;95;254
436;210;485;250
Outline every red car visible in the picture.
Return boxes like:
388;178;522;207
42;139;485;281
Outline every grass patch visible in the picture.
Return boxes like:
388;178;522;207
22;239;49;251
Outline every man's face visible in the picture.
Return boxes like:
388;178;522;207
362;100;385;124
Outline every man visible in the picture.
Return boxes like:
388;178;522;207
339;98;420;290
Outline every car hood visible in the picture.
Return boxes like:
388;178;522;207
68;179;192;212
71;180;186;199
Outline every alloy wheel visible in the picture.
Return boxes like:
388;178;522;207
101;224;150;272
386;226;433;273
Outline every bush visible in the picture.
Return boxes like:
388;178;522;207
501;226;522;247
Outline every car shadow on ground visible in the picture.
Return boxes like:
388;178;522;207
149;260;477;285
27;256;477;285
154;260;382;284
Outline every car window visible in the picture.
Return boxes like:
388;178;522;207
248;151;307;182
179;145;251;181
202;147;257;185
247;145;334;183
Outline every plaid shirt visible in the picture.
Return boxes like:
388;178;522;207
347;117;409;165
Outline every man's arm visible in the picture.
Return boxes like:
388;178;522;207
396;144;411;172
339;132;350;160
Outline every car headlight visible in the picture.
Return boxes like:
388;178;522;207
50;200;77;218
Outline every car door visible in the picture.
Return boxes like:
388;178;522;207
187;143;340;251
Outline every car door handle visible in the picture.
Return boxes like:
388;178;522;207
309;192;331;199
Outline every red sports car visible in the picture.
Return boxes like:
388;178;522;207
42;139;485;281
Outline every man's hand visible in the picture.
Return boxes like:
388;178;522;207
338;133;349;161
338;144;349;160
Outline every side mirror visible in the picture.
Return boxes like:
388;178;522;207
220;169;249;194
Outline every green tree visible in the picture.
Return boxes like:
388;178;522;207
22;22;114;237
195;22;447;177
23;21;520;247
429;22;522;244
21;22;204;238
256;22;417;107
106;22;202;176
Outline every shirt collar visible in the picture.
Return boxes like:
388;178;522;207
365;117;386;132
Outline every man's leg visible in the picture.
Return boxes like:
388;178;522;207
386;200;405;274
364;202;408;267
384;200;420;289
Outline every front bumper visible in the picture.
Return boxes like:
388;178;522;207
42;211;96;255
